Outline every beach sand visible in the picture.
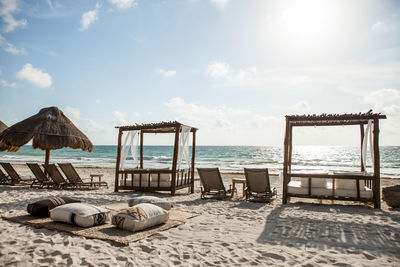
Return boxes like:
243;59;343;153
0;165;399;266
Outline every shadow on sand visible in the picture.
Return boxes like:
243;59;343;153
257;202;400;258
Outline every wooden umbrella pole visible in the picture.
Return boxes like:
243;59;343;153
44;149;50;179
45;149;50;166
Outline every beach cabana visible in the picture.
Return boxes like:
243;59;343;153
115;121;197;195
0;107;93;165
282;111;386;208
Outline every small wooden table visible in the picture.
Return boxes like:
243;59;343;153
90;174;104;187
231;178;246;198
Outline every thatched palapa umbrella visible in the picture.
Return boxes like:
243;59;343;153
0;107;93;165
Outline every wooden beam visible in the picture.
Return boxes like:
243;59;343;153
191;130;196;194
373;118;381;209
114;129;123;192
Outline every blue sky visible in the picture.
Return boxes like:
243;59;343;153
0;0;399;146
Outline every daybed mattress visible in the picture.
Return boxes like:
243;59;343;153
287;181;332;196
288;181;373;198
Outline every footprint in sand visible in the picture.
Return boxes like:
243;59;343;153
139;245;155;253
261;252;286;262
362;252;376;260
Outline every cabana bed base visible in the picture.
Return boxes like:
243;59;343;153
282;111;386;208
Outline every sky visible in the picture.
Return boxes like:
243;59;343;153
0;0;399;146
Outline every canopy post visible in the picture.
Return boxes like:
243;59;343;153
288;124;293;172
282;118;290;204
360;124;365;172
140;131;144;169
171;125;180;196
373;117;380;209
191;130;196;194
114;129;123;192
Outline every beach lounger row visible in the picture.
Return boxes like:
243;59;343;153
0;162;107;189
197;167;277;202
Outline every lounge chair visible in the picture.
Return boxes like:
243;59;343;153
58;163;108;188
0;168;10;184
197;168;231;199
244;168;277;202
42;164;71;189
0;162;33;185
26;163;53;189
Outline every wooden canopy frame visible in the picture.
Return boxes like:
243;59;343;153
114;121;198;195
282;111;386;208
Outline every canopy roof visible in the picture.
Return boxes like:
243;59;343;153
286;110;386;127
116;121;197;133
0;107;93;152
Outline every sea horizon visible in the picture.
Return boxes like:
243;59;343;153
1;145;399;178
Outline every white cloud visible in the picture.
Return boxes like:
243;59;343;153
63;106;81;124
364;88;400;106
210;0;229;8
165;97;282;145
0;34;25;55
206;62;231;78
0;0;27;32
80;3;101;31
1;79;17;88
205;62;400;93
371;20;388;32
108;0;137;9
15;63;53;88
159;69;176;78
290;101;312;113
114;111;127;125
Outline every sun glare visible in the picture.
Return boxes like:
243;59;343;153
281;0;332;42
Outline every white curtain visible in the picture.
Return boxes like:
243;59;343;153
362;120;374;173
177;126;191;170
119;130;140;170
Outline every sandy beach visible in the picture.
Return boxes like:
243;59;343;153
0;164;399;266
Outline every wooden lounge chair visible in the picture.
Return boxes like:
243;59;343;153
0;168;10;184
0;162;33;185
26;163;53;189
42;164;71;189
58;163;108;188
244;168;277;202
197;168;231;199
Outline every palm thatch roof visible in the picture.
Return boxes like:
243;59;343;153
0;107;93;152
0;120;11;151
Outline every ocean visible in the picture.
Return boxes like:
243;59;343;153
0;146;399;178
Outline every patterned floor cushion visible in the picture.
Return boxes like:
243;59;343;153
128;196;173;210
50;203;109;227
112;203;169;232
27;197;81;217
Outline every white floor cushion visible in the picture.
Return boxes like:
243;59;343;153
50;203;109;227
111;203;169;232
128;196;173;210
